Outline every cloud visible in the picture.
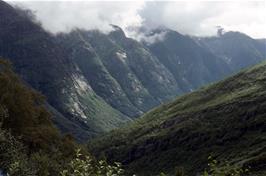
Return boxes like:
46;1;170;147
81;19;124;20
127;28;168;45
139;1;266;38
11;1;145;34
10;1;266;39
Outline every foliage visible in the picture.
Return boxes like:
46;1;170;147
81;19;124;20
0;128;36;176
61;149;125;176
0;58;79;175
60;153;250;176
201;156;249;176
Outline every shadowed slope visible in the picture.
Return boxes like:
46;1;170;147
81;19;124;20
89;61;266;175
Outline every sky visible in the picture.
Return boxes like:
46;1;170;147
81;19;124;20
10;0;266;39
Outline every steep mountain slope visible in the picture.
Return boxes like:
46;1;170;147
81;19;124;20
257;39;266;47
107;27;180;102
144;28;232;92
57;31;143;117
198;32;266;71
58;28;180;118
89;61;266;176
59;27;256;118
0;1;129;141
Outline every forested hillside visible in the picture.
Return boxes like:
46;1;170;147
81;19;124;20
89;61;266;176
0;58;79;175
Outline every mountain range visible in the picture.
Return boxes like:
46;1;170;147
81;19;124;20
0;0;265;141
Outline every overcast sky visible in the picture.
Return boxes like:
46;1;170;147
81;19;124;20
10;0;266;39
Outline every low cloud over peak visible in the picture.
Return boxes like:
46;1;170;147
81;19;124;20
10;1;266;39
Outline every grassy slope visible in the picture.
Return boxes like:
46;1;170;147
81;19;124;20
89;62;266;175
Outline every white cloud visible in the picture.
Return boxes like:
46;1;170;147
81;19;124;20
126;27;168;44
139;1;266;38
11;1;145;34
10;1;266;38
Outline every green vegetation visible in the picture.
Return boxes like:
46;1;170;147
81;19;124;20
0;59;79;175
0;56;258;176
201;156;249;176
0;128;36;176
60;151;248;176
61;149;125;176
89;61;266;175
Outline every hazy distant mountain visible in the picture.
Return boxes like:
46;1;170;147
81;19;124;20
197;31;266;71
257;38;266;50
144;28;231;92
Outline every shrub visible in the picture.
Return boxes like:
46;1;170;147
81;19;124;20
201;156;249;176
61;149;125;176
0;129;36;176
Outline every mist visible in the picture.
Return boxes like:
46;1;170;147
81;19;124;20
10;1;266;39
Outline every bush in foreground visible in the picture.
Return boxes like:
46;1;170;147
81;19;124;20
61;149;124;176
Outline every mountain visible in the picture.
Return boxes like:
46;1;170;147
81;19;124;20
144;28;231;92
57;27;262;118
197;31;266;71
257;39;266;50
0;1;129;141
89;61;266;176
58;27;265;120
57;28;180;117
57;30;147;117
1;0;265;142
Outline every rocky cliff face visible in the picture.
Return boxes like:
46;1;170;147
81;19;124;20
57;28;181;117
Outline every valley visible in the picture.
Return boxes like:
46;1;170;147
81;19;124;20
0;0;265;175
89;62;266;175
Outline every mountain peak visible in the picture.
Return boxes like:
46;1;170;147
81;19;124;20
109;24;126;39
221;31;253;39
